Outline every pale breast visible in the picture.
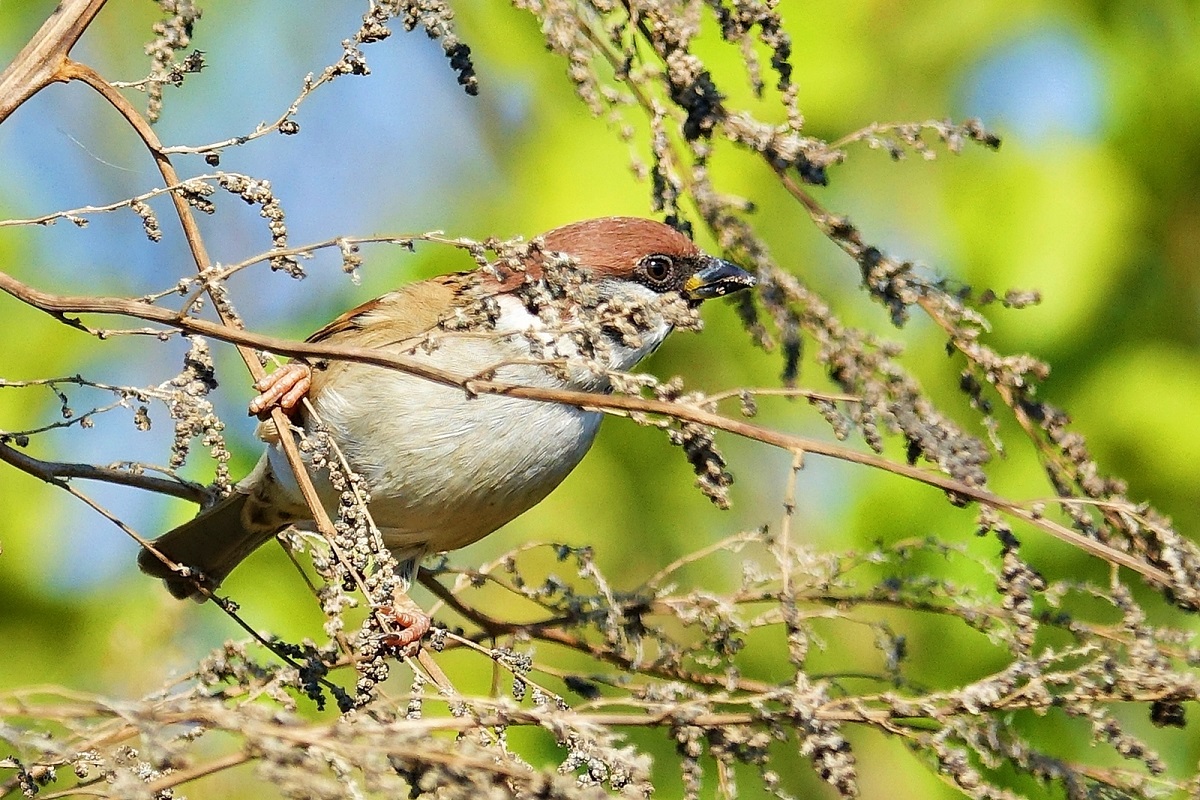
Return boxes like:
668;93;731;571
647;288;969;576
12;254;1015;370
266;297;607;556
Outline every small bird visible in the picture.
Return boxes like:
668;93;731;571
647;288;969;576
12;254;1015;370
138;217;755;646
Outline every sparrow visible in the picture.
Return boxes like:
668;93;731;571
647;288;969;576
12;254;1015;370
138;217;755;647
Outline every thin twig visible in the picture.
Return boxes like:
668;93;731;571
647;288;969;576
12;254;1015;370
0;441;208;503
0;267;1173;588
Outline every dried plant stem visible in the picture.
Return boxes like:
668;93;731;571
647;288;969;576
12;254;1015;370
0;268;1171;588
3;3;1196;798
0;1;435;684
141;750;252;795
0;440;208;503
0;0;107;123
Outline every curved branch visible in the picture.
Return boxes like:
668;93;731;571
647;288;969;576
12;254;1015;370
0;0;107;124
0;267;1174;588
53;58;372;648
0;0;328;545
0;440;209;503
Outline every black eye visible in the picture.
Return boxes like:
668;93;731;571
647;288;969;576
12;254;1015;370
641;254;674;286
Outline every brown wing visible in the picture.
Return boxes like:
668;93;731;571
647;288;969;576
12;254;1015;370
306;272;471;346
255;271;488;442
300;271;476;402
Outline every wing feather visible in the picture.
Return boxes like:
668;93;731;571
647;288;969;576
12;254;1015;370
301;272;473;400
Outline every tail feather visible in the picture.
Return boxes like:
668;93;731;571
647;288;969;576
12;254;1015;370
138;490;281;601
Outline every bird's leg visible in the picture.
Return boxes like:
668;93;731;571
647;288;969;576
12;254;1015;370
252;365;432;651
249;362;312;418
378;591;432;654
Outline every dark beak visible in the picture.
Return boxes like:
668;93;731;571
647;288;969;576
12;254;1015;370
682;257;757;301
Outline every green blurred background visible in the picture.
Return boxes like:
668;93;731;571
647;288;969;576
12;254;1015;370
1;1;1198;797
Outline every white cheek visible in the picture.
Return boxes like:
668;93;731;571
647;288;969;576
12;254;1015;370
595;282;675;369
493;285;674;374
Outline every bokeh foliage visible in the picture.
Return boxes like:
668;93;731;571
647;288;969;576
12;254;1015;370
1;2;1198;799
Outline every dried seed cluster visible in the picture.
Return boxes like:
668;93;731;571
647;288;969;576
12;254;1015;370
163;337;230;490
217;173;301;277
143;0;204;121
5;2;1199;799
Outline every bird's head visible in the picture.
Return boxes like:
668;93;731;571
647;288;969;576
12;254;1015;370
538;217;756;305
521;217;756;370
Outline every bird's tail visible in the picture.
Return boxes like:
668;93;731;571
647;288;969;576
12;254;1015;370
138;481;290;601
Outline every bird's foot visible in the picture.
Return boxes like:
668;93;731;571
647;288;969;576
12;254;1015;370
376;594;431;656
249;362;312;419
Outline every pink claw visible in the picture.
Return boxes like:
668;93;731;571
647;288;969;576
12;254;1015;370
249;362;312;418
378;599;432;655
